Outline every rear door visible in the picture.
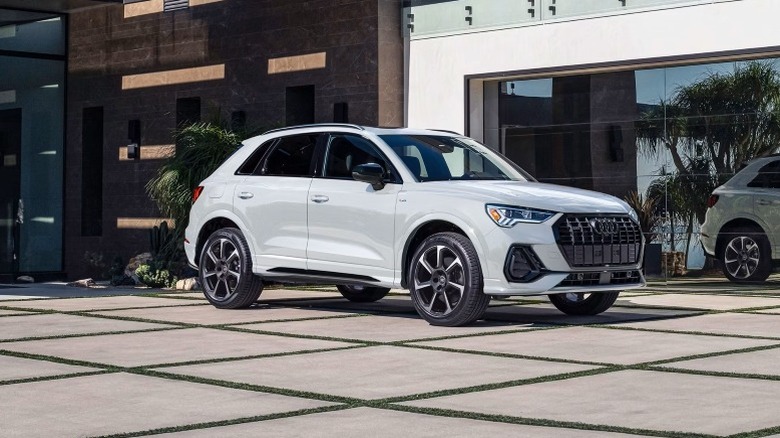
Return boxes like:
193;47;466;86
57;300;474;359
233;133;322;272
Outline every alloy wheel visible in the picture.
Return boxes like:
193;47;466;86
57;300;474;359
414;245;466;317
724;236;761;280
202;238;242;302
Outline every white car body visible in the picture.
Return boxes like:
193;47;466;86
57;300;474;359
701;155;780;281
185;125;645;297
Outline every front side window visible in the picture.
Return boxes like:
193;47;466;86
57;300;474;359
324;134;393;180
380;135;531;182
748;160;780;189
259;134;319;177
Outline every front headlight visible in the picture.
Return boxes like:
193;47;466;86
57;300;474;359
485;204;555;227
628;207;639;224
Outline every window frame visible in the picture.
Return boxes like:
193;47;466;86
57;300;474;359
234;138;277;176
254;133;323;178
318;133;403;184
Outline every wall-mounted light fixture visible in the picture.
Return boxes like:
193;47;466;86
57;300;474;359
127;119;141;160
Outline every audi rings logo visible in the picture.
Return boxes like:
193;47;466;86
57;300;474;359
590;218;619;236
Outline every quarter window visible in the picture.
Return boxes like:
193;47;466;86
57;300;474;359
236;139;275;175
748;160;780;189
259;134;318;177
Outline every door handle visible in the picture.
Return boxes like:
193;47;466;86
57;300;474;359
757;199;773;206
237;192;254;200
310;195;329;204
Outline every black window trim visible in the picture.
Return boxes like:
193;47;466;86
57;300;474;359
318;133;403;184
234;138;278;176
747;159;780;189
247;133;323;178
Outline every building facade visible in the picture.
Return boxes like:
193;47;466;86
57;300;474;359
1;0;403;280
404;0;780;268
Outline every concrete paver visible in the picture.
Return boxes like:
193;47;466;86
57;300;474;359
2;295;206;312
661;346;780;376
2;327;354;367
616;293;780;310
0;355;97;382
403;369;780;436
754;307;780;314
159;345;596;399
0;372;334;438
0;313;171;341
622;312;780;338
148;407;654;437
91;303;355;325
412;326;775;365
236;314;532;342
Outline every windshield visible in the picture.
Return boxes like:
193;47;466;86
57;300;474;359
379;135;532;182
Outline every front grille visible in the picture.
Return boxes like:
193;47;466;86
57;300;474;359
558;270;642;287
556;215;642;267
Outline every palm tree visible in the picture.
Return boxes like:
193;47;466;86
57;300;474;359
146;123;242;238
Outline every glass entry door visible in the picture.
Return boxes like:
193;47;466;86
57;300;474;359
0;109;21;275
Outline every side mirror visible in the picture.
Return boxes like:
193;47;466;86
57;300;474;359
352;163;386;190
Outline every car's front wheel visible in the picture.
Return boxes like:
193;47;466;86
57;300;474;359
548;291;619;316
408;232;490;326
720;228;772;283
337;285;390;302
199;228;263;309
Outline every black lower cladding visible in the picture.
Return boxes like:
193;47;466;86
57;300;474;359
558;270;642;287
556;215;642;268
504;246;546;282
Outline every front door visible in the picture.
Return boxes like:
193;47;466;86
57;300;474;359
0;109;21;276
306;133;401;284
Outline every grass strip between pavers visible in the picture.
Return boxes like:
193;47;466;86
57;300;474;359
377;404;721;438
90;404;352;438
593;322;780;341
0;326;188;344
0;370;111;386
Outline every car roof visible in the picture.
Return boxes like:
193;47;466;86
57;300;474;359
260;124;463;138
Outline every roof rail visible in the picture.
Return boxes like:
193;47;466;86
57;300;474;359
427;129;462;135
262;123;365;135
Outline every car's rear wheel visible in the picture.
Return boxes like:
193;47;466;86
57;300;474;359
337;285;390;302
720;227;772;283
408;232;490;326
548;291;620;316
199;228;263;308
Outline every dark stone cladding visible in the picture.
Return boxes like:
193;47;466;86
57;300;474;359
65;0;404;279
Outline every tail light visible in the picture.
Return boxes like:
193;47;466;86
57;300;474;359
707;194;719;208
192;186;204;203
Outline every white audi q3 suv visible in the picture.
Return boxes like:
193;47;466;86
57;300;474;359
185;124;645;326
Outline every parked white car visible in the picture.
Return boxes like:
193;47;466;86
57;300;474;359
185;124;645;326
701;155;780;283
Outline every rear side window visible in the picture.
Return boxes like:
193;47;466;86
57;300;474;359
235;139;275;175
748;160;780;189
258;134;319;177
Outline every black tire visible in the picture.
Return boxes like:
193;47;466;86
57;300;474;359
337;285;391;302
408;232;490;326
199;227;263;309
548;291;620;316
719;227;772;284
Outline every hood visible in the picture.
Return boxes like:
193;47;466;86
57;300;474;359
417;181;632;214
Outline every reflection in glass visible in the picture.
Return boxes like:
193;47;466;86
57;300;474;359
495;57;780;276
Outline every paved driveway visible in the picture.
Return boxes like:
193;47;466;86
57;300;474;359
1;276;780;437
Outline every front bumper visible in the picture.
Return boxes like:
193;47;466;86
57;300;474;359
480;214;645;296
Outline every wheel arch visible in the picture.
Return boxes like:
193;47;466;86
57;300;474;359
716;218;767;257
196;216;243;263
399;217;485;288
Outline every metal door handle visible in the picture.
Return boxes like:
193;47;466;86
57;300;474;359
238;192;254;200
311;195;329;204
757;199;771;206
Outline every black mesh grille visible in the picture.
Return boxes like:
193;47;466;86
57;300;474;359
556;215;642;267
164;0;189;11
558;270;642;287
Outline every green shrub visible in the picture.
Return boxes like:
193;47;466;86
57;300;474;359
135;262;177;288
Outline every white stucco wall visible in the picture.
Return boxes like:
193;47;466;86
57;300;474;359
407;0;780;133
